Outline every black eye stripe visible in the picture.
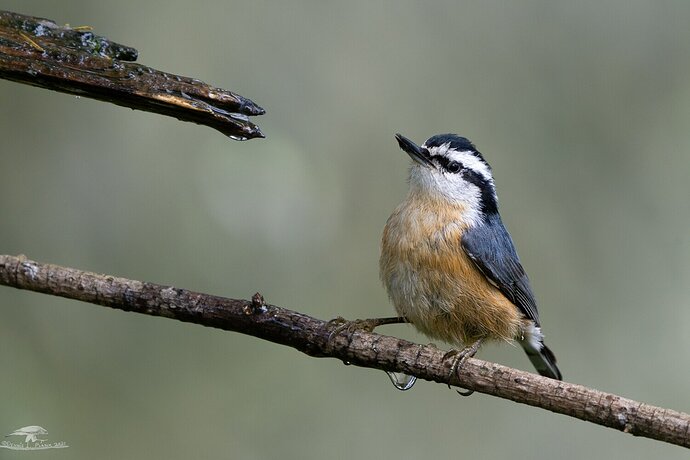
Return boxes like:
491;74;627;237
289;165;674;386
462;169;498;214
435;156;463;173
461;168;485;186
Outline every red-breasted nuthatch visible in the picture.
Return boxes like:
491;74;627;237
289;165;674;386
379;133;562;380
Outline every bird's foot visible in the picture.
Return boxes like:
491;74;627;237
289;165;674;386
443;338;484;396
326;316;406;343
326;316;412;388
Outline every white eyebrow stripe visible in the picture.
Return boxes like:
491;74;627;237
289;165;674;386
448;151;492;181
426;143;493;181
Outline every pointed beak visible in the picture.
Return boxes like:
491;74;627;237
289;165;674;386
395;133;433;167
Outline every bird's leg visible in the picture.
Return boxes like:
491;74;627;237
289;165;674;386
326;316;407;342
443;337;485;396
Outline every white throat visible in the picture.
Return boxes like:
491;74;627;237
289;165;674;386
408;164;484;228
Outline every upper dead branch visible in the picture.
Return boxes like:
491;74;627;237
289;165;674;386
0;10;265;140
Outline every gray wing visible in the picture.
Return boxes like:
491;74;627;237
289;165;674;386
460;214;540;325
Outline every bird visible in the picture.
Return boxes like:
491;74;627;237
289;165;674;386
378;133;562;381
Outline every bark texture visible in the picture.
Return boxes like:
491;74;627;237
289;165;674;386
0;254;688;449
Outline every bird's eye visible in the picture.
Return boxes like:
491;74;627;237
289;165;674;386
447;161;462;173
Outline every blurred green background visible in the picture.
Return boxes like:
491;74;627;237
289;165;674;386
2;1;690;459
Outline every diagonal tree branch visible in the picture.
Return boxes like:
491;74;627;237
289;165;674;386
0;10;265;140
0;254;688;449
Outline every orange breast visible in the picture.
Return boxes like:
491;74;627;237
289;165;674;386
380;194;523;346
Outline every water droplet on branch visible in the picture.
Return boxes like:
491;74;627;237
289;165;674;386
386;372;417;391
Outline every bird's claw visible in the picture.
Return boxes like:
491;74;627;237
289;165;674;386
326;316;406;344
326;318;380;343
443;338;484;396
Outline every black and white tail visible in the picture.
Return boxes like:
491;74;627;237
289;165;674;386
521;340;562;380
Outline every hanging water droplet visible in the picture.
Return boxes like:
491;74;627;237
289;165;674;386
386;371;417;391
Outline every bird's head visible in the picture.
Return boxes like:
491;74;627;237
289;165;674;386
395;133;498;215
